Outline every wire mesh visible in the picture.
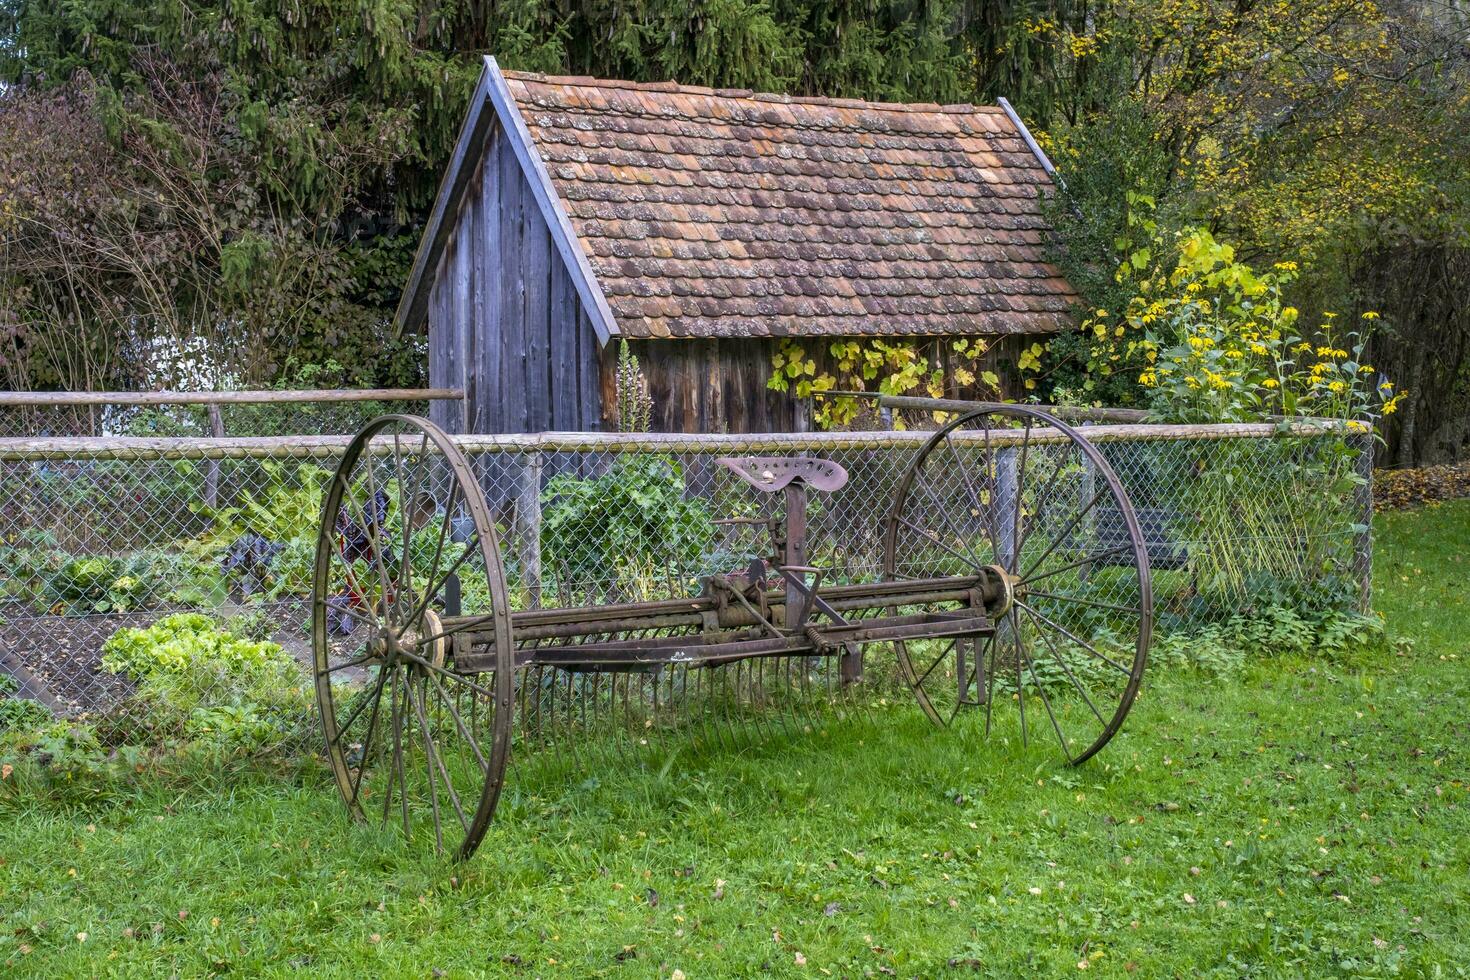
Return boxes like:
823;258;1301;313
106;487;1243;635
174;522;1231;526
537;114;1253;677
0;418;1373;760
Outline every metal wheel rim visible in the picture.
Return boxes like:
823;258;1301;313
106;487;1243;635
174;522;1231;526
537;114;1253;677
882;405;1153;765
312;414;514;859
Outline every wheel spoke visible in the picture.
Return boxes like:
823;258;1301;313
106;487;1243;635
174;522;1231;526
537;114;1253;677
895;516;988;574
323;600;379;632
407;532;479;634
1021;629;1072;763
329;665;390;747
348;666;390;811
349;465;397;622
406;676;472;836
913;639;953;693
410;613;498;650
1011;609;1027;746
1014;599;1133;674
1019;603;1108;728
1013;445;1072;563
1022;545;1132;586
318;650;380;676
912;468;991;570
422;669;492;775
1025;590;1143;616
982;631;998;735
946;431;1002;559
396;648;500;699
1019;489;1107;582
1011;419;1031;573
405;480;461;629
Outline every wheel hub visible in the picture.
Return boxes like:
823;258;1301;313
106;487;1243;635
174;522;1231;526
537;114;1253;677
393;608;448;674
980;564;1022;618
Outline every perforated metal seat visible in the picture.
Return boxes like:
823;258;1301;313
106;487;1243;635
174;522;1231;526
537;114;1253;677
715;456;849;493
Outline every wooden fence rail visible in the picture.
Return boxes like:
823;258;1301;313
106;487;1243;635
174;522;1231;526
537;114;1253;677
0;388;463;407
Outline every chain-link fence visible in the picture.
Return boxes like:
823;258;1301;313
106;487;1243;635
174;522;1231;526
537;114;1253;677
0;416;1372;758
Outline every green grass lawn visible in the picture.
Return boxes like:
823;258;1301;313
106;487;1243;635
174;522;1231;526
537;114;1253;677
3;503;1468;977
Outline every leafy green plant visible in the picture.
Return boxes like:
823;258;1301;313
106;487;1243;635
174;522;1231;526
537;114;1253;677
42;556;151;614
1151;603;1389;676
0;528;65;604
206;461;333;546
0;696;51;733
101;614;309;746
36;550;222;615
541;457;715;602
202;461;334;600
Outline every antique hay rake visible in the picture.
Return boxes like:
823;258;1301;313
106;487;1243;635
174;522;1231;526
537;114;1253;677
312;405;1153;858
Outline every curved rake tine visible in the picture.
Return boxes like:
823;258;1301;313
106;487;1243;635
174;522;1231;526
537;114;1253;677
768;655;799;742
743;659;773;744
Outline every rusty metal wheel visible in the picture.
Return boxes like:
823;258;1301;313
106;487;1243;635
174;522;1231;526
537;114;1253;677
313;415;514;858
883;406;1152;764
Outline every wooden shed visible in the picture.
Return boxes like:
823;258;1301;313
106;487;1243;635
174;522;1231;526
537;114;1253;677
397;56;1078;435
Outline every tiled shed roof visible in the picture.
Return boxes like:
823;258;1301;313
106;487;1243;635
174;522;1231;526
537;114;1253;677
502;72;1076;340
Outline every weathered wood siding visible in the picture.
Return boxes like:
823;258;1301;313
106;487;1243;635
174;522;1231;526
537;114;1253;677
428;121;605;436
630;338;803;434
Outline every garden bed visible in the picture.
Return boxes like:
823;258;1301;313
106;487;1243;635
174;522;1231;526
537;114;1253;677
0;599;313;718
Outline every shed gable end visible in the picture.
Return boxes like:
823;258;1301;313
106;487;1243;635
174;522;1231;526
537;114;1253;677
428;120;605;435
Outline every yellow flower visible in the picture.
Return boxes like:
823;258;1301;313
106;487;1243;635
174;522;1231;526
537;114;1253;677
1361;311;1380;321
1328;381;1346;394
1262;378;1279;389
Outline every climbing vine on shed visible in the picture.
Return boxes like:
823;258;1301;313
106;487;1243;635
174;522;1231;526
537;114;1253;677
768;337;1019;429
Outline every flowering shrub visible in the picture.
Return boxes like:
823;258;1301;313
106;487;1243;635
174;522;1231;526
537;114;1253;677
1082;223;1396;610
1084;226;1402;426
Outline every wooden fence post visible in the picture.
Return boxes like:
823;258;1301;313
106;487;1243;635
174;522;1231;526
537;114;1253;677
203;403;225;509
1354;430;1374;614
995;447;1019;570
516;452;544;609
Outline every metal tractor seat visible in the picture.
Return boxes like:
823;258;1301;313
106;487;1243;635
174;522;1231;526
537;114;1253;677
714;456;849;493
